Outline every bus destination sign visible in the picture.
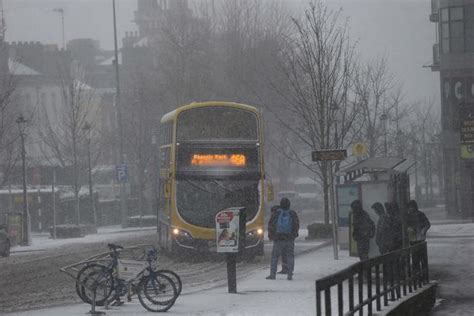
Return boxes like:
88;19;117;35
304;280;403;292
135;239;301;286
312;149;347;162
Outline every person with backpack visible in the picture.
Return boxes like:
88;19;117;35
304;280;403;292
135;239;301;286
270;205;289;274
266;198;299;280
351;200;375;261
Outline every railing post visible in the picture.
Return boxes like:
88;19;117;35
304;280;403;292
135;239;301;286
349;275;354;311
325;288;332;316
423;242;429;283
367;265;372;315
375;264;381;311
316;282;322;316
358;265;363;316
383;261;388;306
338;282;343;316
402;254;407;296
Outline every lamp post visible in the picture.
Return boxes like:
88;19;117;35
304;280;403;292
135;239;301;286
82;122;97;228
380;113;388;157
112;0;128;228
16;115;30;246
52;8;65;49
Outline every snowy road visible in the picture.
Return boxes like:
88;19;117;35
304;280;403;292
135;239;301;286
428;234;474;315
0;228;324;314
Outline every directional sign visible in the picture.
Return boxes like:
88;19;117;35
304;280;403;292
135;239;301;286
312;149;347;162
116;164;129;183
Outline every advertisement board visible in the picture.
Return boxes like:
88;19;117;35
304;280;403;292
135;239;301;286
215;209;241;253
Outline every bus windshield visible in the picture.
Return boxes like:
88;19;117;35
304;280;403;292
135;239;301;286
177;107;258;141
176;179;259;228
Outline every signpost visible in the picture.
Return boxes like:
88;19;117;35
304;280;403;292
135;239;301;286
312;149;347;260
116;164;129;182
215;207;246;293
460;104;474;159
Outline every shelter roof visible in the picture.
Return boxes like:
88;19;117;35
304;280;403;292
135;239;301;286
338;157;414;181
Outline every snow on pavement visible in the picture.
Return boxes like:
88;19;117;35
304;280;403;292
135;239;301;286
10;246;358;316
428;223;474;237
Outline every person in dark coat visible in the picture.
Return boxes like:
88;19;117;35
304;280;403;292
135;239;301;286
385;201;403;252
406;200;431;245
270;205;289;274
351;200;375;261
372;202;390;255
266;198;299;280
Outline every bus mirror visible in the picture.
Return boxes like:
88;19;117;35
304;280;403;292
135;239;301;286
267;183;274;202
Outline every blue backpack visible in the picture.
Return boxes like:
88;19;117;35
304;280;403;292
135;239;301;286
276;209;293;234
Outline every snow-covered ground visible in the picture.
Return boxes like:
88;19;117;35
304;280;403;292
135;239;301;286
11;226;156;253
10;245;357;316
428;223;474;237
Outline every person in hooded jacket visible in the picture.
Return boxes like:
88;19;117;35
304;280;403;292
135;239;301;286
385;201;403;252
266;198;299;280
406;200;431;245
372;202;390;255
351;200;375;261
270;204;289;274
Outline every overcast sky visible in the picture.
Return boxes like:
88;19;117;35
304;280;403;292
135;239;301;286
3;0;439;105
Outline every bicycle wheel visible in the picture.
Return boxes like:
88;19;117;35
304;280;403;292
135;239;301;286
137;272;177;312
76;263;114;306
157;269;182;296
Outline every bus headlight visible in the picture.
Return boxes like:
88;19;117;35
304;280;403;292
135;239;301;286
173;228;192;238
247;228;264;237
257;228;263;235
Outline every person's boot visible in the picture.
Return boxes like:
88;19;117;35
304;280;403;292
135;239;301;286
287;274;293;280
266;275;275;280
277;269;288;274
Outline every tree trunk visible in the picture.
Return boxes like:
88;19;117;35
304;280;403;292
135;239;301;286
322;162;330;225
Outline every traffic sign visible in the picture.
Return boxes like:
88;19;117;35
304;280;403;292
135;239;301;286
312;149;347;161
116;164;129;183
352;143;368;156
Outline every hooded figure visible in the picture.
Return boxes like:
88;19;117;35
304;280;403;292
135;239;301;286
351;200;375;261
406;200;431;244
266;198;299;280
385;201;403;252
372;202;390;255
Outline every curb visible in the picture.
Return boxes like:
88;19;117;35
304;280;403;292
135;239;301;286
428;234;474;239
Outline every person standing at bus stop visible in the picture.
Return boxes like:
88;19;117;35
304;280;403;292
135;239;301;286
270;204;289;274
351;200;375;261
266;198;299;280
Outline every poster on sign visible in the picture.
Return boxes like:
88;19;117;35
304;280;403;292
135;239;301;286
215;209;240;253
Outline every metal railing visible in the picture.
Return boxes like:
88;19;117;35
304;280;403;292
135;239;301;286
315;242;429;316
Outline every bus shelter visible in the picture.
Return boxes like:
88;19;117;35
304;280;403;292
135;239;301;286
336;157;414;257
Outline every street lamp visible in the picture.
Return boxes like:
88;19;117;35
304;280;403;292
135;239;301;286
380;113;388;157
16;115;30;246
82;122;97;228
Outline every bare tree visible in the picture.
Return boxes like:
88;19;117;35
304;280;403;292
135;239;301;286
38;65;98;225
260;0;360;224
0;56;21;187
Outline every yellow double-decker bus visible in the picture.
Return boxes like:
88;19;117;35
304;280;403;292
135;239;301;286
157;102;265;255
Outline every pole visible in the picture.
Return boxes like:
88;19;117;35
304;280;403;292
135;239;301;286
112;0;128;228
52;169;56;239
20;132;30;246
61;10;65;49
329;161;338;260
86;130;97;228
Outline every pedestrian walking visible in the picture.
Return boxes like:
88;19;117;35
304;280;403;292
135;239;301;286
351;200;375;261
385;201;403;252
406;200;431;245
372;202;390;255
270;205;289;274
266;198;299;280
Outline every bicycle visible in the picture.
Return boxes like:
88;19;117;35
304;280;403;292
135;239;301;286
75;243;178;312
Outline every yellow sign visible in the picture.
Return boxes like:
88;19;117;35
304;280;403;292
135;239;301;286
461;144;474;159
352;143;368;156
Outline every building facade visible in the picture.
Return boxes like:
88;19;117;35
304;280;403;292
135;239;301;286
430;0;474;218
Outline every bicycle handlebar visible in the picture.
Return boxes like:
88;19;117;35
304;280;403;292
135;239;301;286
107;243;124;251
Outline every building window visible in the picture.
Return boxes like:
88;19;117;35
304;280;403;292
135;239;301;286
440;6;466;53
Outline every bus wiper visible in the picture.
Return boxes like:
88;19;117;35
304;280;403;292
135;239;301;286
211;180;233;193
183;178;214;194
